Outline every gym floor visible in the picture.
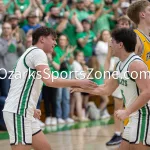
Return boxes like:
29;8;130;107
0;118;120;150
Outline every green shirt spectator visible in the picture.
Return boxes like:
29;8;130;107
76;31;96;57
49;53;60;77
69;9;89;22
55;45;72;78
3;0;15;14
93;13;113;34
45;1;69;13
92;66;104;85
15;0;30;13
103;3;117;30
54;23;77;46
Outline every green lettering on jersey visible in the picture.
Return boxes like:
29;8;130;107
118;78;127;86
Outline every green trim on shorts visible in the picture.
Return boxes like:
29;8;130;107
140;106;147;142
16;114;23;143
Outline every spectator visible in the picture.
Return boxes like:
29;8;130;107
22;11;41;34
45;6;61;28
45;0;69;15
69;0;89;21
55;34;75;124
43;51;60;126
77;19;97;62
8;14;26;45
0;0;6;34
95;29;113;70
117;15;131;29
54;11;83;46
0;22;25;96
0;22;25;130
22;0;44;19
87;56;110;119
25;30;33;48
119;2;130;16
70;51;88;121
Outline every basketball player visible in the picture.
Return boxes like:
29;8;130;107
127;0;150;69
71;28;150;150
105;16;131;146
2;27;97;150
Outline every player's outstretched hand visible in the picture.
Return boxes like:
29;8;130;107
70;88;83;93
115;109;130;121
79;79;98;89
34;109;41;119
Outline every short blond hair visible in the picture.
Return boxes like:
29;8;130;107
127;0;150;24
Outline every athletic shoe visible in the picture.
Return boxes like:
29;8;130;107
51;117;57;126
65;118;75;123
106;134;122;146
101;109;111;119
37;119;45;128
45;117;51;125
57;118;66;124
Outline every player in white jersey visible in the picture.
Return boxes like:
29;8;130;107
71;28;150;150
2;26;97;150
104;16;131;146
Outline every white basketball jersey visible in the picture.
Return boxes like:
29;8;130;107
3;46;48;118
116;53;150;116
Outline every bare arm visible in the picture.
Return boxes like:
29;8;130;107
56;19;68;33
71;13;83;32
35;65;97;89
127;61;150;115
71;76;119;96
93;3;104;21
59;0;68;10
116;61;150;120
77;35;89;48
35;0;44;13
22;2;32;18
5;0;12;10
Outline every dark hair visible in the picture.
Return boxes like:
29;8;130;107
111;28;136;52
32;26;57;45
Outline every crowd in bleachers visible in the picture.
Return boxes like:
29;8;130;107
0;0;136;130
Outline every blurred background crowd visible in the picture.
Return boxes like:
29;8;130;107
0;0;137;130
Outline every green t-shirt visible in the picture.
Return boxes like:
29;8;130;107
76;31;96;57
92;66;104;85
69;9;89;22
54;23;77;46
103;5;117;30
43;49;60;86
4;0;30;14
49;54;60;77
92;13;112;34
45;2;69;13
94;0;104;5
3;0;15;14
15;0;30;13
54;46;71;77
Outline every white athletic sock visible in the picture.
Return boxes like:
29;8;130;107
115;131;121;136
